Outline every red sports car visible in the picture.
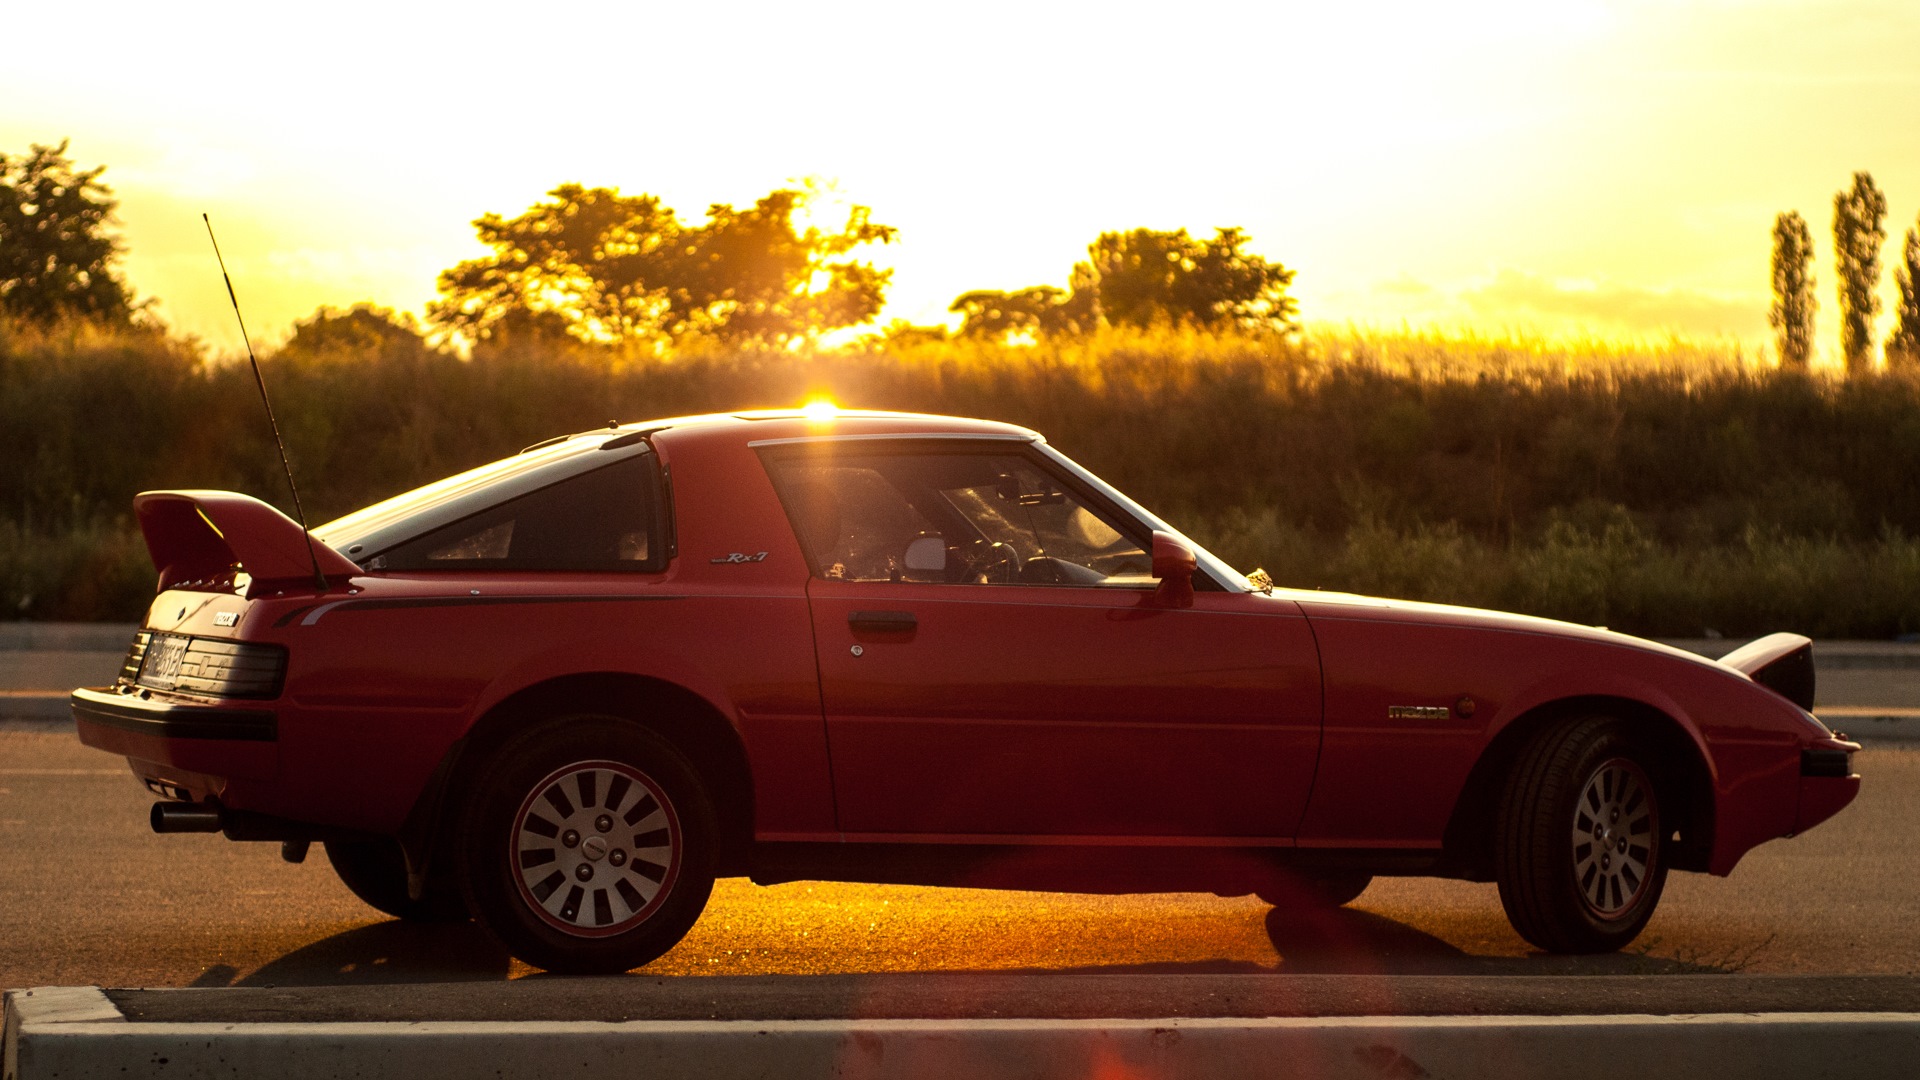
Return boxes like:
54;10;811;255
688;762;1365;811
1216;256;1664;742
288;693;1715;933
72;410;1861;973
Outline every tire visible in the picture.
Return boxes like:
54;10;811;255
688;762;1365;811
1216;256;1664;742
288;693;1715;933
1495;716;1668;953
324;838;470;922
459;716;717;974
1258;869;1372;910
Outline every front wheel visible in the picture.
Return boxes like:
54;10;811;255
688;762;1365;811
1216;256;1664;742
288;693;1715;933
1495;716;1668;953
460;717;717;974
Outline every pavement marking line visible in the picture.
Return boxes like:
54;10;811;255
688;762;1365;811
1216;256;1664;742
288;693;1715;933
7;1004;1920;1080
0;770;127;777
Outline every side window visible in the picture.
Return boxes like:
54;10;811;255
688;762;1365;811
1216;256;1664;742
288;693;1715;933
766;448;1150;587
766;461;941;582
372;455;663;572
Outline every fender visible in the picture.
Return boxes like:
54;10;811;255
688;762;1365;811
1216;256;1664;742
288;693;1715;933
1490;659;1719;787
465;624;746;736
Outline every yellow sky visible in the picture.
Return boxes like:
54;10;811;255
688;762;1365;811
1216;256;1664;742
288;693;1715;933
6;0;1918;362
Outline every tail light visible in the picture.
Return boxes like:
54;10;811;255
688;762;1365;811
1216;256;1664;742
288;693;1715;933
120;631;287;699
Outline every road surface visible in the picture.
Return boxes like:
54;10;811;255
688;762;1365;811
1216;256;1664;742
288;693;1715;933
1;728;1910;991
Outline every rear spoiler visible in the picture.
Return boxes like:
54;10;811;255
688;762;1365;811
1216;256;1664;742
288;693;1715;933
134;490;359;596
1717;632;1816;712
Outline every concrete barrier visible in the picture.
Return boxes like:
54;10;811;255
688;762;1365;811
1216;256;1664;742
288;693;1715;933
8;987;1920;1080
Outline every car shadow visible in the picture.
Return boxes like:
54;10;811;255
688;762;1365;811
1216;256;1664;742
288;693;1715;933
197;900;1734;989
1256;905;1727;976
189;920;513;987
1031;905;1737;978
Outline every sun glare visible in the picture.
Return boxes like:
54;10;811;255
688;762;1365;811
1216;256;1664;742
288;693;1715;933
801;398;839;423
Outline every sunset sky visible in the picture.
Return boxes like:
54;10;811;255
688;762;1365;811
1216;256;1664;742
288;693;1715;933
6;0;1918;363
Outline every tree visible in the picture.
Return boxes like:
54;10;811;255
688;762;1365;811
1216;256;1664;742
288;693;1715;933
1833;171;1887;375
949;285;1095;340
1888;217;1920;370
1076;227;1297;332
946;226;1297;341
430;184;896;350
1768;211;1816;370
280;304;431;361
0;140;135;323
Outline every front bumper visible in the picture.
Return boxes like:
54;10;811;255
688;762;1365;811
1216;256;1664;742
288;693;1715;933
1795;736;1862;835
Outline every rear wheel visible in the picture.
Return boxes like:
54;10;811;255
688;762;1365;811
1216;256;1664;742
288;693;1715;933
460;717;717;974
324;838;469;922
1495;716;1668;953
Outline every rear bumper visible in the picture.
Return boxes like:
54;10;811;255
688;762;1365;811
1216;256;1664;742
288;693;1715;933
71;686;276;741
71;687;279;787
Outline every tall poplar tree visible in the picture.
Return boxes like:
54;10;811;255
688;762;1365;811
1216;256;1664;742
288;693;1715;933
1769;211;1816;369
1887;217;1920;370
1833;171;1887;375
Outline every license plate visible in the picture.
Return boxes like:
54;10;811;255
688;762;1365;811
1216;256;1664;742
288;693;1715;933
139;634;188;689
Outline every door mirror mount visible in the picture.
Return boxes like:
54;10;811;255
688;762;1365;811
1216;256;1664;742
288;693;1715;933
1150;530;1196;608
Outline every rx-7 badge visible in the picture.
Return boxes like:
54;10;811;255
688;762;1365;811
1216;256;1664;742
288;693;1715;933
710;551;770;564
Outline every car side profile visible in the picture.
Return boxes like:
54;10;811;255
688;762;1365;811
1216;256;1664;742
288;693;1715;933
71;410;1862;973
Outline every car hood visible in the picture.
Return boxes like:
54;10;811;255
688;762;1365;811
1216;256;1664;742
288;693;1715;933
1276;587;1729;671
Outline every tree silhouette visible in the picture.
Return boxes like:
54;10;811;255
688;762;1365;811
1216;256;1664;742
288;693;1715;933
1078;227;1296;332
0;140;135;324
1833;171;1887;375
431;185;895;350
949;285;1096;340
1768;211;1816;369
281;304;431;360
1888;217;1920;371
948;227;1296;340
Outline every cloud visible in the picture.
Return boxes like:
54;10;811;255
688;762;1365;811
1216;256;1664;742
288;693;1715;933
1372;275;1439;299
1460;270;1766;338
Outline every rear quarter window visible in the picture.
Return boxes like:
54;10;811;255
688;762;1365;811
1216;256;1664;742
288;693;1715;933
369;455;665;573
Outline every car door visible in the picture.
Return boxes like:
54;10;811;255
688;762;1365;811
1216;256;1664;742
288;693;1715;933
763;439;1324;840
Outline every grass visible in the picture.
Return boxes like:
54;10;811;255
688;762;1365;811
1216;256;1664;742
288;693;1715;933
5;315;1918;636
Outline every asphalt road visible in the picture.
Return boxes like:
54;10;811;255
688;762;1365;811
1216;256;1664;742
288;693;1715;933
1;729;1913;992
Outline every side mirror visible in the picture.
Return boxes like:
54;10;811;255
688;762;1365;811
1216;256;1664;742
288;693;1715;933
903;536;947;573
1150;530;1196;608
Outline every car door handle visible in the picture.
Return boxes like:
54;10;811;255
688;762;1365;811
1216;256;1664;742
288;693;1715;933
848;610;917;633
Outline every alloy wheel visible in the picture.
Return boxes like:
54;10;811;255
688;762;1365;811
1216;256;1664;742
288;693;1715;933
510;760;682;937
1569;756;1656;920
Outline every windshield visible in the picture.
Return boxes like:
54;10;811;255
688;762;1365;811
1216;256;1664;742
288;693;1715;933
1033;442;1252;592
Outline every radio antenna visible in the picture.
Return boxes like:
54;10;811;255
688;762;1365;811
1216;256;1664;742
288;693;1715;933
203;214;330;592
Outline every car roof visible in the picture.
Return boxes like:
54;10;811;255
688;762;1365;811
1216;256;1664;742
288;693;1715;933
617;409;1043;449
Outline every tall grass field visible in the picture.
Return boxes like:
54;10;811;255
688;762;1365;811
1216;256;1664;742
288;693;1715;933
5;316;1918;637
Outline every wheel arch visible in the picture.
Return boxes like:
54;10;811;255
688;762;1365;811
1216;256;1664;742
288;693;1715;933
1441;694;1716;880
410;672;756;882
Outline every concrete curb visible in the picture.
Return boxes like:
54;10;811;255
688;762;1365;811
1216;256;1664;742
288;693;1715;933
7;988;1920;1080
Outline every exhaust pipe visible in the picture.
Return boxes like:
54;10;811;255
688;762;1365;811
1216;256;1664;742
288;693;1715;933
151;801;223;833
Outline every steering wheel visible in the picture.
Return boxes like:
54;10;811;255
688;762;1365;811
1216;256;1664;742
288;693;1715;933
959;539;1022;583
